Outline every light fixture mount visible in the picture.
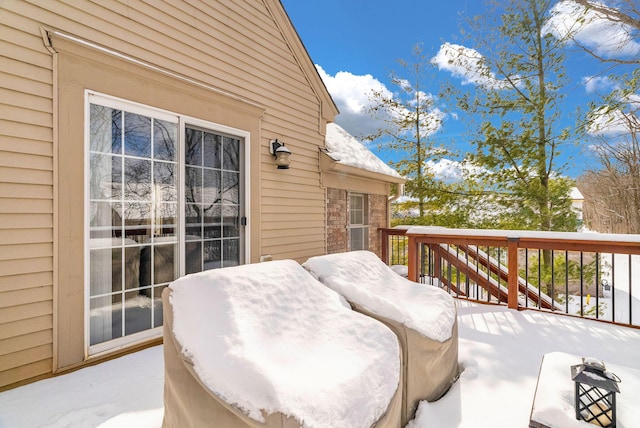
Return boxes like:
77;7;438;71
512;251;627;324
270;139;291;169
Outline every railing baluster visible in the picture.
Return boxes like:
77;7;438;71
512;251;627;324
611;253;616;323
580;252;584;318
595;252;600;320
629;254;633;325
565;251;569;314
538;249;542;309
525;248;529;308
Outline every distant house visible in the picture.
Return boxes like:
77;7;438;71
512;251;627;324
0;0;402;390
570;187;585;223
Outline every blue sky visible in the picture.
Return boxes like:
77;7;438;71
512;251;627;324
281;0;640;179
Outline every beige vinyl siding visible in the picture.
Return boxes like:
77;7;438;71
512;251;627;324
1;1;56;389
0;0;337;389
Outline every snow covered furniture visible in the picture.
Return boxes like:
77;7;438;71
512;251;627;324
303;250;459;426
162;259;403;428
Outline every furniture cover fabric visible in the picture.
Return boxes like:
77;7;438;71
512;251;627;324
162;259;403;428
303;251;459;426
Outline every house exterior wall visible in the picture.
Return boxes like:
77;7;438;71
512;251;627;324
325;183;390;258
0;0;337;390
326;188;348;254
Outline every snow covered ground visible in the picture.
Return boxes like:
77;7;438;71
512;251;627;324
2;299;639;428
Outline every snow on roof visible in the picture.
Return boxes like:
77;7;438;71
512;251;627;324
325;123;402;179
168;259;400;427
303;250;456;342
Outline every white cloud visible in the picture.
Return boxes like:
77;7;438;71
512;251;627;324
586;105;639;135
425;158;486;182
316;65;444;139
546;1;640;58
315;65;390;138
582;75;618;93
431;43;512;89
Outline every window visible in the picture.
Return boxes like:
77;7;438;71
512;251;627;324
349;193;369;251
86;92;246;354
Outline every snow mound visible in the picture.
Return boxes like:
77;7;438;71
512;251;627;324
168;259;400;428
303;251;456;342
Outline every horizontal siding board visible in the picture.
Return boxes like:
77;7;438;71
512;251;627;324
0;286;52;309
261;227;325;240
261;198;324;208
261;233;325;247
0;257;52;276
0;183;53;200
0;88;52;114
261;219;324;231
260;187;324;201
0;151;52;171
0;55;52;85
261;212;324;223
0;228;52;245
0;272;53;293
0;136;53;157
0;359;52;389
0;166;52;185
0;198;53;214
0;315;52;341
260;204;323;215
0;24;50;57
0;344;52;372
0;301;53;325
0;243;53;261
0;119;53;142
263;243;325;260
0;213;53;229
0;103;52;129
0;72;52;105
0;330;52;356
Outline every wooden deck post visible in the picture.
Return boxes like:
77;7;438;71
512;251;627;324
507;237;519;309
380;228;389;264
408;235;418;282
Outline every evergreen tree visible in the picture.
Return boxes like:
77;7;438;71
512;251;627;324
366;44;453;220
441;0;580;232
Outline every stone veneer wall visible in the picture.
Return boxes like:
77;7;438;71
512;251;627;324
327;188;348;254
326;188;388;258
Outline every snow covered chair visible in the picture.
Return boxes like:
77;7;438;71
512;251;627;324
162;259;402;428
303;250;459;426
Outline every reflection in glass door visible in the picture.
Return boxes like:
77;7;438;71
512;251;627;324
184;126;242;273
88;100;178;352
87;94;246;354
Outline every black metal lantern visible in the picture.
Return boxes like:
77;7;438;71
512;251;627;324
571;357;621;427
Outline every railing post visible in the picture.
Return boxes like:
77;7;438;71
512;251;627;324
408;235;418;282
507;237;519;309
380;228;389;264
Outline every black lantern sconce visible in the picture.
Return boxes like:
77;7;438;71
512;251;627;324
571;357;621;427
270;139;291;169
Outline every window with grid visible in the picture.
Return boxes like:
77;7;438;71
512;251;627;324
349;193;369;251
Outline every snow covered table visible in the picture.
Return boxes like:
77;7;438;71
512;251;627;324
303;250;459;426
529;352;640;428
162;259;403;428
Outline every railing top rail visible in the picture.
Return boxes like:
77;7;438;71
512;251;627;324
405;226;640;244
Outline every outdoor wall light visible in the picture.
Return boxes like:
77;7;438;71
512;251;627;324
571;357;621;427
270;139;291;169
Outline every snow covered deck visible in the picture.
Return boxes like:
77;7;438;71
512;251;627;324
2;299;639;427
